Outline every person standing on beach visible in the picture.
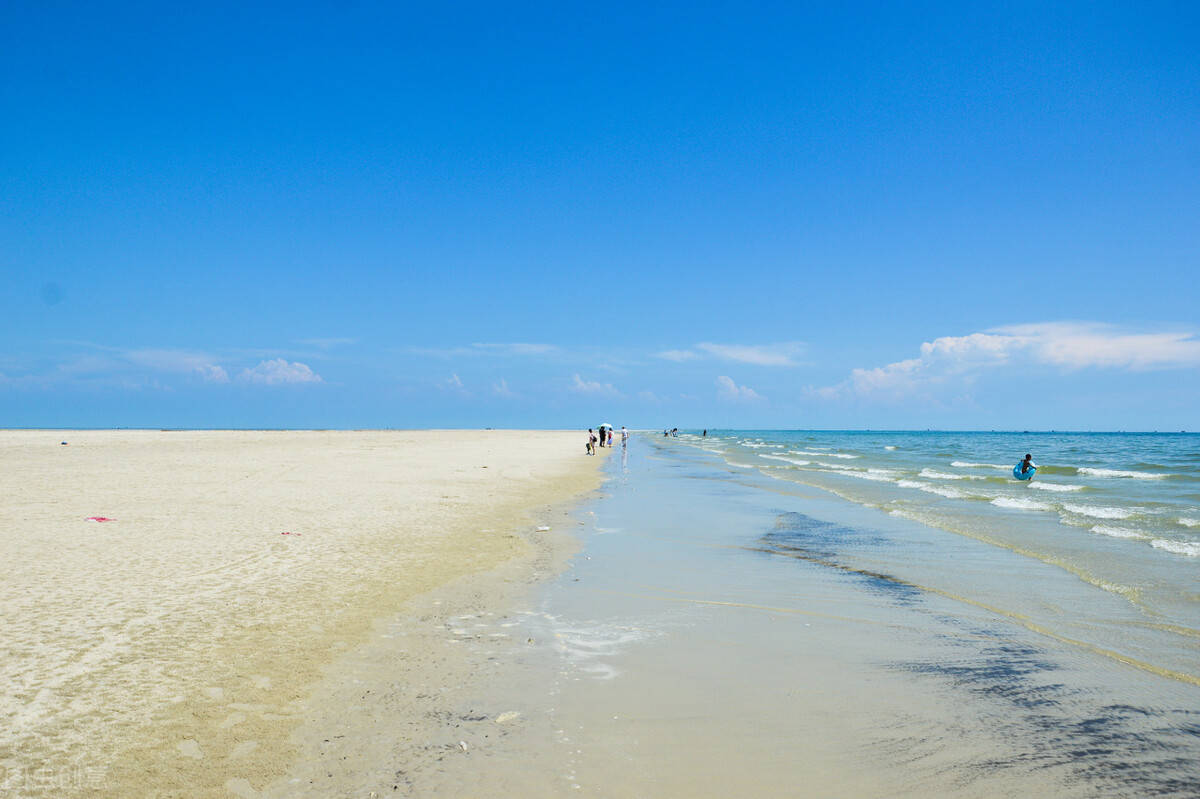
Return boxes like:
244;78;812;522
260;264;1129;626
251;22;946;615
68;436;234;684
587;429;596;455
621;426;629;446
607;428;614;447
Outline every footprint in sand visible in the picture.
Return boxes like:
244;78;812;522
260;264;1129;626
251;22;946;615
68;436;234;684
229;740;259;759
225;777;259;798
219;712;246;729
177;739;204;759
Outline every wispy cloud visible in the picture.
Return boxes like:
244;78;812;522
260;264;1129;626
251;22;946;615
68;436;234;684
492;378;518;398
570;374;623;397
238;359;322;385
298;337;357;351
716;375;763;402
818;322;1200;399
408;342;559;358
656;349;701;362
657;342;805;367
125;349;230;383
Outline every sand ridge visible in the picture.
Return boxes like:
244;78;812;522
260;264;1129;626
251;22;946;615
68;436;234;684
0;429;601;798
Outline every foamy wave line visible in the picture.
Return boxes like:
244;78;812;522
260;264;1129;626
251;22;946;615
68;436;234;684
1176;517;1200;528
898;479;969;499
991;496;1052;511
759;454;812;466
815;462;855;470
919;469;984;481
1077;467;1167;480
792;450;858;458
951;461;1008;470
1062;503;1133;520
1089;525;1147;540
1028;482;1083;493
1151;539;1200;557
884;445;898;450
839;469;898;483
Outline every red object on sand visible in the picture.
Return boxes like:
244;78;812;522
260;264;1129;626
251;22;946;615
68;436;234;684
281;531;301;536
85;517;115;522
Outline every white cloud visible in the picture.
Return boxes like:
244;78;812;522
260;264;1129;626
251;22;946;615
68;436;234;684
656;349;701;362
571;374;623;397
492;379;517;398
298;337;356;350
410;342;559;358
657;342;805;366
716;375;763;402
820;322;1200;399
238;359;322;385
698;342;804;367
124;349;230;383
438;373;469;394
638;390;664;403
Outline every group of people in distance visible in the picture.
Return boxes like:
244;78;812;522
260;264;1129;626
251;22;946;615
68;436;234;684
587;425;628;455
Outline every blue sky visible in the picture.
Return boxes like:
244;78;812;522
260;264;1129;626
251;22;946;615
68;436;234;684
3;1;1198;430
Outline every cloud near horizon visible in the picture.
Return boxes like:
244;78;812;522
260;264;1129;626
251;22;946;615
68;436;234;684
237;359;323;385
570;373;622;397
817;322;1200;399
657;342;805;367
716;375;763;402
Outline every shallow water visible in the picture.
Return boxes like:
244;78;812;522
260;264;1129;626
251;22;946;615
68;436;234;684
428;433;1200;797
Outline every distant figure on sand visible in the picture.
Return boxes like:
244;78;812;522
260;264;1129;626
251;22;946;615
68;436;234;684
587;429;597;455
607;428;614;447
702;429;707;437
621;426;629;446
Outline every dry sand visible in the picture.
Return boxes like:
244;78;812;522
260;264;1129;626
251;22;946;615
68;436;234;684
0;430;602;798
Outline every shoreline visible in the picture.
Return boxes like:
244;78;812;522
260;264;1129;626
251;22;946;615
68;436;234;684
0;430;605;798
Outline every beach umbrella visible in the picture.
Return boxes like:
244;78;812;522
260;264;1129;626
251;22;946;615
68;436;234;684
598;422;613;429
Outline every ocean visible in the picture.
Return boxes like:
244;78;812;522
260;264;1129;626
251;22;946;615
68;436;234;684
424;431;1200;791
394;431;1200;796
688;430;1200;685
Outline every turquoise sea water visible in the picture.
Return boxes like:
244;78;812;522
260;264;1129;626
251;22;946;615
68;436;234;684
414;432;1200;796
685;430;1200;683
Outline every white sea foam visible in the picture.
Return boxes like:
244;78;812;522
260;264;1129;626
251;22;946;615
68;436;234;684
1077;467;1166;480
920;484;969;499
919;469;985;481
793;450;858;458
951;461;1009;470
1089;525;1146;540
815;462;855;470
991;496;1052;511
759;454;812;466
840;469;897;483
897;479;967;499
1176;517;1200;528
1151;539;1200;557
1062;503;1133;520
1028;482;1083;493
884;445;898;450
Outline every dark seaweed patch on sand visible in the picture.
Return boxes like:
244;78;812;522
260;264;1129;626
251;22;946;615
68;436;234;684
750;511;920;604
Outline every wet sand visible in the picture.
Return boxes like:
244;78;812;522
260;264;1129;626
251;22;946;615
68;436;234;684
340;436;1200;798
0;430;601;798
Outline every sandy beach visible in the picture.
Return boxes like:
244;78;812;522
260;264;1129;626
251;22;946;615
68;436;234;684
0;430;601;798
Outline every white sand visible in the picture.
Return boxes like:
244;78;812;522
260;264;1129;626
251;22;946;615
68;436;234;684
0;430;600;797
